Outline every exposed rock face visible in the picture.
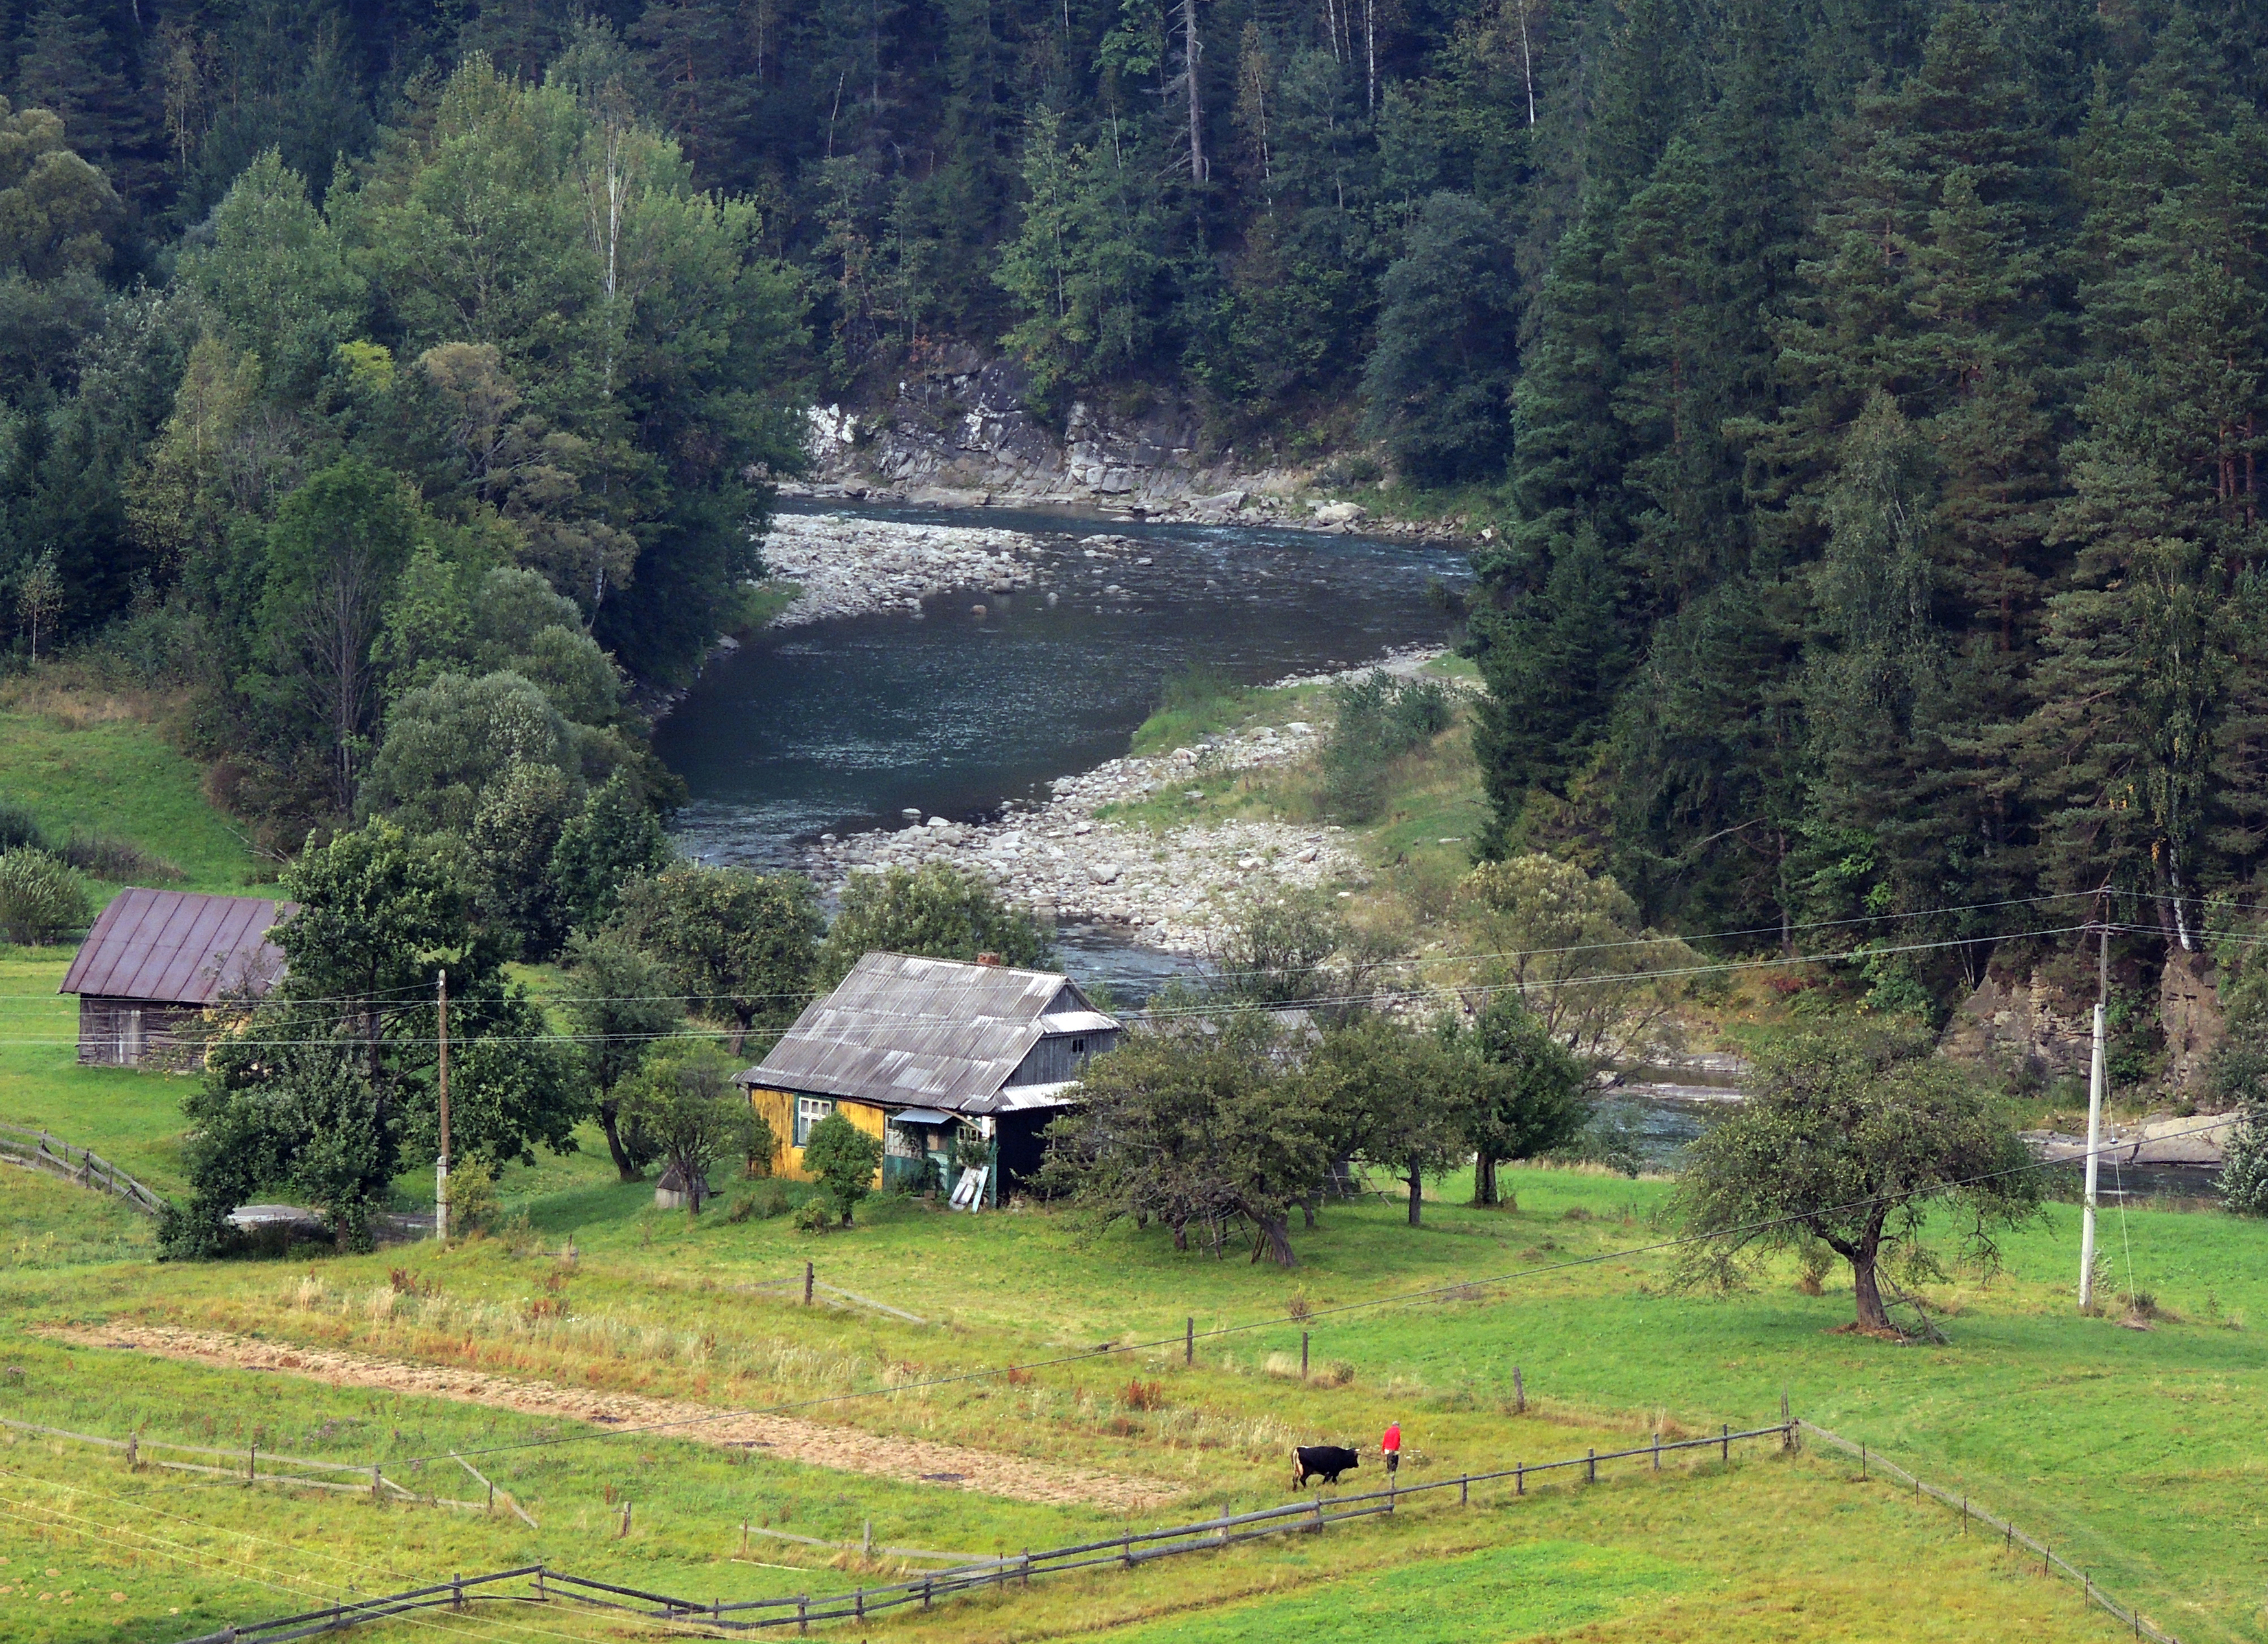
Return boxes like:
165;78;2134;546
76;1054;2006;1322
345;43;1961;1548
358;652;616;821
2159;949;2227;1102
1940;969;2094;1080
785;350;1451;537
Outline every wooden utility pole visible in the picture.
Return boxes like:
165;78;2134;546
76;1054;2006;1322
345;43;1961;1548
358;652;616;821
436;968;451;1244
2077;908;2108;1312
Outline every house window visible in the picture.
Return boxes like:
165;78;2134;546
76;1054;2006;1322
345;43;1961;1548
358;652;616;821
794;1098;834;1146
1071;1039;1086;1057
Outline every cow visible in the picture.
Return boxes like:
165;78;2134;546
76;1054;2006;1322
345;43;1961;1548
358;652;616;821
1292;1444;1361;1488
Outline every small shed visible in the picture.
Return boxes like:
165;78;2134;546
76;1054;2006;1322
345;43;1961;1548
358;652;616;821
60;888;292;1068
737;952;1121;1201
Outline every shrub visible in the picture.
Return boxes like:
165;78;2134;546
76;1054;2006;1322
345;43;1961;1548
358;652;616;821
445;1158;499;1239
2217;1107;2268;1216
57;831;183;883
791;1196;831;1233
0;801;45;852
0;849;91;945
1316;673;1455;822
1319;1360;1356;1387
803;1113;885;1225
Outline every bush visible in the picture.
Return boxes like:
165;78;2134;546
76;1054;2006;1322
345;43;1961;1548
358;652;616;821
57;831;183;883
445;1158;500;1239
1316;673;1455;822
2219;1107;2268;1216
791;1196;831;1233
0;849;92;945
0;801;45;852
803;1112;884;1225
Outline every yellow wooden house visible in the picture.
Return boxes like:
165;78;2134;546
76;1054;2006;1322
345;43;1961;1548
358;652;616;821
735;951;1120;1204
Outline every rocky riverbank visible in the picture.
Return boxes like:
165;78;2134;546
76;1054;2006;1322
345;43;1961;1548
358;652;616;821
759;512;1054;625
796;646;1448;953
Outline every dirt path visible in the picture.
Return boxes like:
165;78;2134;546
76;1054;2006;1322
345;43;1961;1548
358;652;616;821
49;1325;1183;1512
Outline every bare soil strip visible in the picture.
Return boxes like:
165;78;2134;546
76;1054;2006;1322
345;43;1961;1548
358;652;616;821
49;1325;1181;1512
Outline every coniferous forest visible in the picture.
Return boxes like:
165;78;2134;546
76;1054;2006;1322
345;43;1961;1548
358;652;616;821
0;0;2264;1007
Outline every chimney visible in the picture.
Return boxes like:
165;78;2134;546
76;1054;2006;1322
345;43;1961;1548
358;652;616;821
976;952;1001;967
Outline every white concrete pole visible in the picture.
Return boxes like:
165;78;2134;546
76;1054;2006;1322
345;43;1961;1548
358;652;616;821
2078;923;2107;1311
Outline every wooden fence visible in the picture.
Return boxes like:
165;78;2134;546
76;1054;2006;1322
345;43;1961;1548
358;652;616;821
0;1120;167;1214
0;1418;534;1525
1799;1420;2178;1644
175;1420;1795;1642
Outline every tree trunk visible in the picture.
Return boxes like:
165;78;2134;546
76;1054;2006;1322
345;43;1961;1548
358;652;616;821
1181;0;1206;181
1850;1249;1890;1332
599;1099;641;1182
1474;1154;1499;1207
729;1016;752;1056
1172;1221;1188;1251
1249;1213;1297;1267
1406;1159;1422;1226
1299;1196;1316;1230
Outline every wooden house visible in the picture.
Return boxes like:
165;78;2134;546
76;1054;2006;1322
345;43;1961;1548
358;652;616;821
60;888;291;1068
736;952;1120;1204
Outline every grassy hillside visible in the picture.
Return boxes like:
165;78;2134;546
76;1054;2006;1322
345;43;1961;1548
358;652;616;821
0;682;260;899
0;1105;2252;1643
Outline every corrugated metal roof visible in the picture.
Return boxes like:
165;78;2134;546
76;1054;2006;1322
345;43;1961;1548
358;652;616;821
740;952;1119;1115
59;888;292;1006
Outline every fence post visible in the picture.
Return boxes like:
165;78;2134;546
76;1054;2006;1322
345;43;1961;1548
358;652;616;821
1652;1433;1660;1472
1513;1366;1525;1414
1720;1424;1729;1463
1516;1461;1523;1496
1122;1534;1132;1568
1022;1551;1031;1586
1586;1448;1595;1485
451;1575;463;1612
1961;1497;1967;1535
535;1569;546;1603
487;1480;494;1512
1185;1317;1194;1365
1460;1475;1468;1506
372;1465;382;1501
1301;1332;1308;1378
126;1434;137;1470
922;1577;932;1609
1860;1444;1866;1480
741;1519;748;1557
797;1595;807;1635
248;1443;256;1483
855;1589;864;1621
804;1262;814;1306
619;1501;631;1540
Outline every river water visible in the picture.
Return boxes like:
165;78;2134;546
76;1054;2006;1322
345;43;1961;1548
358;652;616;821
652;502;1465;997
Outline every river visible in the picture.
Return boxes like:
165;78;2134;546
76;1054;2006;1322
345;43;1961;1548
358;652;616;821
651;501;1467;999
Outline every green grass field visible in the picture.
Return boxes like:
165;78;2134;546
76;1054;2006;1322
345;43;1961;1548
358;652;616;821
0;658;2254;1643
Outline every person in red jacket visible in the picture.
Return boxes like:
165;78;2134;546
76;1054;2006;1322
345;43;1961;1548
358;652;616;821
1381;1419;1402;1478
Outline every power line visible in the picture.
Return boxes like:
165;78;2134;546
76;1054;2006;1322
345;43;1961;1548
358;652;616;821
0;923;2106;1047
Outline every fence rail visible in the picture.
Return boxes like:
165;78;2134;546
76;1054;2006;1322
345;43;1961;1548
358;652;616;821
1798;1420;2177;1644
0;1120;166;1214
1;1419;504;1518
176;1420;1794;1641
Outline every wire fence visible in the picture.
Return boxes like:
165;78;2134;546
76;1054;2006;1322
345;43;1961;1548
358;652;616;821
176;1420;1797;1641
1799;1420;2177;1644
0;1120;165;1214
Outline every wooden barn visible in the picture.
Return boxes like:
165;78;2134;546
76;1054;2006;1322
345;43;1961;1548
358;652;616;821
60;888;292;1068
736;952;1120;1205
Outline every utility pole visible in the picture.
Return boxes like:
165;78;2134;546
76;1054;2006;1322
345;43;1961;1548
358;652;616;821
435;961;449;1242
2077;905;2108;1312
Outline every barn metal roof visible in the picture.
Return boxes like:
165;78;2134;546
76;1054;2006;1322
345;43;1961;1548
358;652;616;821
59;888;293;1006
739;952;1118;1116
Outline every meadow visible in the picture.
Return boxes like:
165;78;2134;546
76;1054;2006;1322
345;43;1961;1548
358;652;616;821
1;680;2258;1644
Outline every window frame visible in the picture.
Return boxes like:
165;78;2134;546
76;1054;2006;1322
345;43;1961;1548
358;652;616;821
794;1096;835;1147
